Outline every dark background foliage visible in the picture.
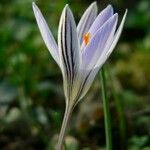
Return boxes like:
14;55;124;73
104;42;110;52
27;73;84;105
0;0;150;149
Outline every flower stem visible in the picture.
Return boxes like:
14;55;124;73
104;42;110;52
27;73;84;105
100;67;112;150
107;68;126;149
56;105;72;150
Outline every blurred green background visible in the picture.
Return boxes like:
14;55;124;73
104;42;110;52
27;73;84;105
0;0;150;149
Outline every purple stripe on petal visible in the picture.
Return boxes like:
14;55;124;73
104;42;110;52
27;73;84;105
58;5;81;101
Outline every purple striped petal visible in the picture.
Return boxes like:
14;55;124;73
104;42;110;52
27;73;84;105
32;2;59;65
58;5;81;102
77;2;97;45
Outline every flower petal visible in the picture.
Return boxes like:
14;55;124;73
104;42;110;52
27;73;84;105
77;2;97;45
95;9;128;68
82;14;118;70
74;10;127;104
58;5;81;101
81;5;114;49
106;10;128;57
32;2;59;65
88;5;113;34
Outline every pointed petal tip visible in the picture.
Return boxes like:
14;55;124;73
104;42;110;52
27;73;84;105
91;1;97;7
112;13;118;23
125;9;128;15
64;4;70;10
120;9;128;23
108;13;118;21
62;4;71;14
114;13;118;18
107;4;113;9
32;2;39;12
32;2;36;8
91;1;97;11
65;4;69;8
101;4;113;15
106;4;114;14
61;4;69;18
90;1;98;14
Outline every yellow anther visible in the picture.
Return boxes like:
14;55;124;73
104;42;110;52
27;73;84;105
83;32;91;45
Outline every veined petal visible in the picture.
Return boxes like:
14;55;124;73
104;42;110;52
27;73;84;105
106;10;128;57
74;67;99;105
77;2;97;45
81;5;114;49
58;5;81;102
74;10;127;105
95;9;128;68
82;14;118;70
32;2;59;65
88;5;113;34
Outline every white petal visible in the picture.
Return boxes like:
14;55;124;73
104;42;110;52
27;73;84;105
32;2;59;65
77;2;97;45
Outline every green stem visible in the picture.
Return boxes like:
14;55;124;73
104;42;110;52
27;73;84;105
64;142;68;150
107;68;126;149
56;105;72;150
100;67;112;150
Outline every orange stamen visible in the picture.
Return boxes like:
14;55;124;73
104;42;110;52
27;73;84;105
83;32;91;45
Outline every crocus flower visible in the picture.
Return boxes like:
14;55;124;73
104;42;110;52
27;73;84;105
32;2;127;149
